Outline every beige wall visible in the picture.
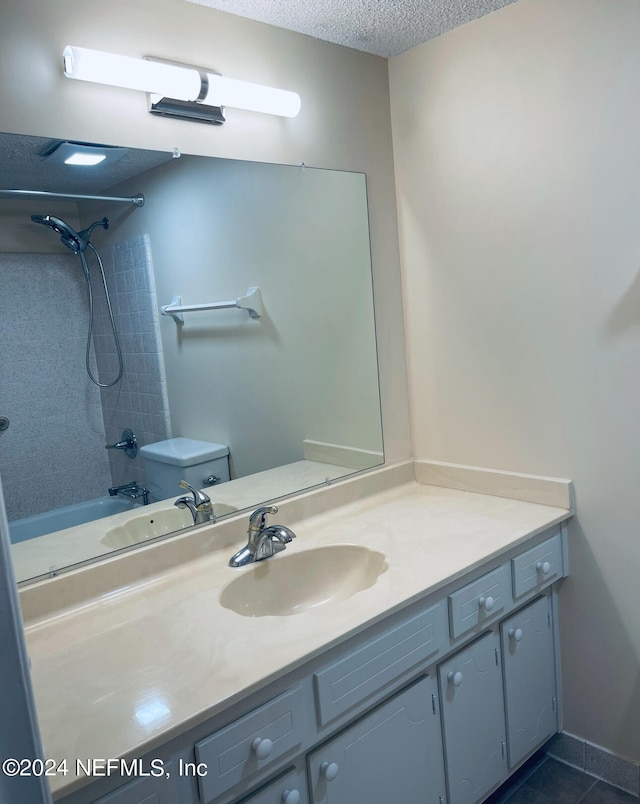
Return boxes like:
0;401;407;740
390;0;640;761
0;0;410;464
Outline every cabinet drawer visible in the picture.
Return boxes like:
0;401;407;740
238;767;309;804
93;766;177;803
448;565;510;639
313;600;447;726
512;533;562;599
196;686;305;803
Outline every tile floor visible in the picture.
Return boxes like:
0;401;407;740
485;755;639;803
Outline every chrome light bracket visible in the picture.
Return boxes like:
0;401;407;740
145;57;225;125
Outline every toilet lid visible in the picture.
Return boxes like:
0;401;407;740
139;437;229;466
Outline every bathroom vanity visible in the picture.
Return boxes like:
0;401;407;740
19;462;573;804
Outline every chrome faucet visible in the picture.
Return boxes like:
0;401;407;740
228;505;296;567
174;480;215;525
108;481;150;505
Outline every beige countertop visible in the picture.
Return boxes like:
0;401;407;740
20;466;572;799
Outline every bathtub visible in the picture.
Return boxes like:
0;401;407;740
9;496;140;544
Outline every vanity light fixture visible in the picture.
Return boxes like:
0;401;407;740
62;45;302;123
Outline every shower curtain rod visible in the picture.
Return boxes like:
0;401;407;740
0;189;145;207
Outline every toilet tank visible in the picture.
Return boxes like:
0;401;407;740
140;437;230;502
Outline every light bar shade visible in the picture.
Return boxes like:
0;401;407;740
62;45;301;118
63;46;201;101
207;75;300;117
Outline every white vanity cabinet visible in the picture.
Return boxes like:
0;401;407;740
438;591;559;804
435;530;564;804
307;676;445;804
57;526;567;804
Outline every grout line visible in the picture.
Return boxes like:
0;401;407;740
575;777;599;803
522;754;550;783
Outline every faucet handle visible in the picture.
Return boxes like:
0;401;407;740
105;428;138;458
178;480;210;506
248;505;278;531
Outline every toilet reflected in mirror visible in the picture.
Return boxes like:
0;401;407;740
140;438;230;502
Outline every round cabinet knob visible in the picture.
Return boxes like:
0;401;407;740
251;737;273;760
282;790;301;804
537;560;552;576
447;670;463;687
478;595;495;612
320;761;340;781
509;627;523;643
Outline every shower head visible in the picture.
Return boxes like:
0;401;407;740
31;214;82;253
31;214;109;254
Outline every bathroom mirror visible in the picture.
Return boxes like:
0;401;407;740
0;131;384;584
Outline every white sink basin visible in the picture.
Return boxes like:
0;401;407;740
101;502;238;549
219;544;388;617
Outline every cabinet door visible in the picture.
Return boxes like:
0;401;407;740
501;595;557;768
308;676;445;804
438;631;507;804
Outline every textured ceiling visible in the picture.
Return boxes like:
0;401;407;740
187;0;519;58
0;133;173;195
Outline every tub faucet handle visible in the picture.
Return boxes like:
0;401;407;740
105;428;138;458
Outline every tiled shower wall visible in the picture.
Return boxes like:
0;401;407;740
93;234;171;493
0;236;171;521
0;252;111;520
